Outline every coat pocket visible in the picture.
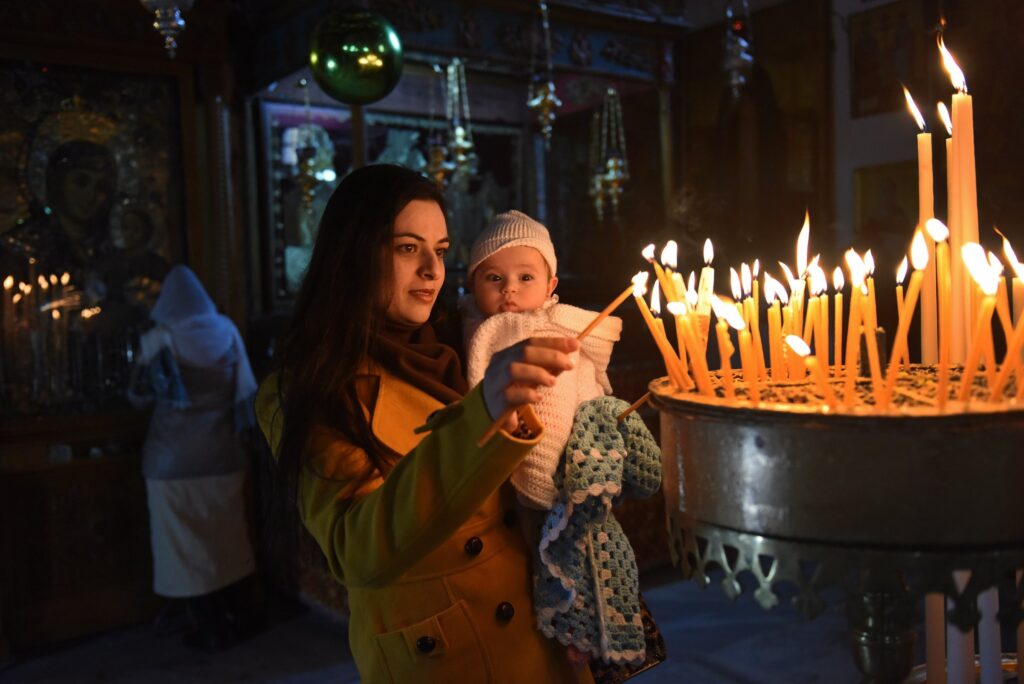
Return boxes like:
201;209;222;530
374;599;490;682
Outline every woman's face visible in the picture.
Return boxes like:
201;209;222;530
385;199;449;327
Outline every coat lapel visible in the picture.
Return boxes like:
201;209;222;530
368;370;446;456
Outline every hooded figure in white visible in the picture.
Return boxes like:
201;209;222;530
131;265;257;600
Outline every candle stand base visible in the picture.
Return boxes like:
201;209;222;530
652;377;1024;684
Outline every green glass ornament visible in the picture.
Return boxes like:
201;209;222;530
309;9;403;105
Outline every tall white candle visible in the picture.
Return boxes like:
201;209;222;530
904;87;937;363
940;40;977;362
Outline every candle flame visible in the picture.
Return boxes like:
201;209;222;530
987;250;1004;276
81;306;102;320
22;284;31;295
961;242;997;295
833;266;844;292
38;275;49;290
661;240;678;269
925;218;950;242
902;85;926;130
631;271;649;298
703;238;714;265
49;274;57;285
685;287;698;309
2;275;12;290
896;256;908;285
641;243;656;262
752;259;760;277
938;37;967;93
764;273;789;304
666;301;687;317
687;271;696;294
845;249;866;288
712;295;746;330
863;250;875;276
910;231;929;270
785;334;810;358
650;280;662;315
12;293;22;304
1002;235;1024;280
777;262;798;291
809;264;827;296
796;210;810;275
60;272;70;286
741;262;752;296
937;102;953;136
51;309;61;321
730;268;742;300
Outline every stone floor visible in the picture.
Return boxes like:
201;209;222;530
0;570;868;684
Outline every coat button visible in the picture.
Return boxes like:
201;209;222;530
503;509;518;527
464;536;484;556
495;601;515;621
416;636;436;653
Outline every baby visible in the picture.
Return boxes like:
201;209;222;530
460;210;622;510
461;211;660;670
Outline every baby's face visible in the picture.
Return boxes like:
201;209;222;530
472;245;557;316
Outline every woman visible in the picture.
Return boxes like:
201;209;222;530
132;264;258;649
256;164;590;682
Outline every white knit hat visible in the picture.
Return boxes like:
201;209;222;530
469;210;557;279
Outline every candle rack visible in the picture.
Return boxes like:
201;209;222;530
651;375;1024;683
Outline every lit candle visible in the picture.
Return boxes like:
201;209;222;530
730;267;743;321
727;297;760;403
861;250;884;399
813;265;829;372
843;252;868;407
667;301;713;396
752;259;761;326
638;278;690;392
742;262;767;380
786;334;837;410
670;271;691;377
882;232;929;408
958;244;998;402
894;257;909;370
764;274;788;382
940;39;978;363
926;219;952;410
577;281;638;340
904;86;937;364
643;243;675;304
1001;233;1024;325
696;239;715;348
990;252;1014;382
710;296;738;401
661;240;680;302
833;267;844;374
778;262;799;338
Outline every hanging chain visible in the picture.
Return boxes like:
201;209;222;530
540;0;553;78
445;60;457;130
612;90;628;176
600;89;610;167
458;59;473;143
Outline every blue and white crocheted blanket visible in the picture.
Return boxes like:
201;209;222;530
533;396;662;666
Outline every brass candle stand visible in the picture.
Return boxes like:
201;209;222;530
650;375;1024;683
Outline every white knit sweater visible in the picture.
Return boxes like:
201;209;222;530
461;296;622;509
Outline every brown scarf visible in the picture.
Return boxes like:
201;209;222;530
375;320;468;405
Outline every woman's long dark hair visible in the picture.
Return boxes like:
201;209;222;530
273;164;444;503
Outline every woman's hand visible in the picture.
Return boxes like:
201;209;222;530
482;336;580;429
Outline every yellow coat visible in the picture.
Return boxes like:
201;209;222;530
256;367;593;684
